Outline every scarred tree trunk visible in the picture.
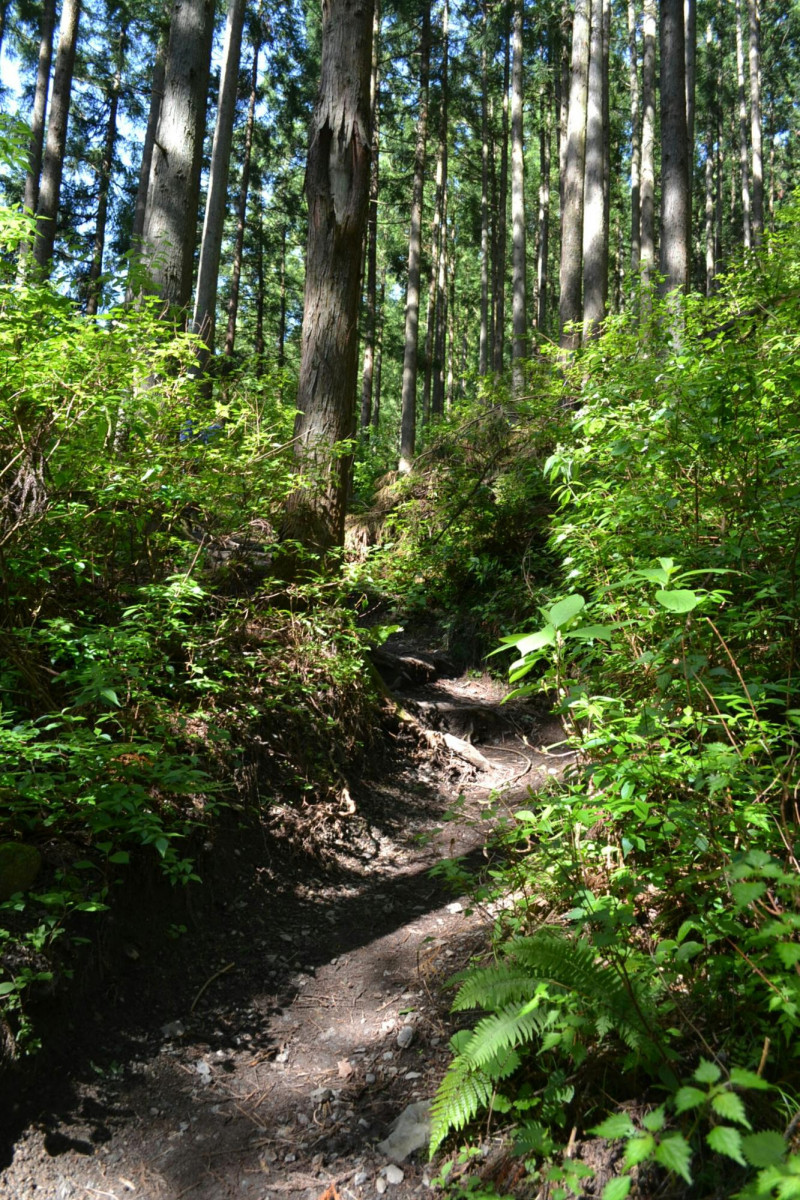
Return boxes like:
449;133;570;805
140;0;214;311
283;0;374;552
510;0;527;393
559;0;590;350
431;0;449;420
33;0;82;274
536;85;551;331
192;0;247;353
86;34;125;315
224;34;261;360
659;0;690;294
399;0;430;473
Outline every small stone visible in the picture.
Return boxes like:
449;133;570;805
161;1020;185;1039
284;1153;296;1163
382;1051;394;1061
404;1072;422;1080
365;1073;376;1084
376;1178;387;1195
446;902;463;914
310;1087;332;1103
396;1026;414;1049
354;1171;369;1186
195;1061;211;1077
384;1166;404;1186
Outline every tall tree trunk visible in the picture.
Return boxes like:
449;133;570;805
372;270;386;432
359;0;381;431
33;0;82;274
22;0;56;219
130;21;168;253
283;0;374;552
192;0;247;354
640;0;656;286
478;2;490;376
559;0;590;350
558;0;570;227
747;0;763;243
583;0;607;338
224;34;261;360
659;0;690;294
431;0;449;419
423;128;444;425
493;18;510;373
276;223;286;369
86;32;125;315
628;0;641;274
704;124;715;293
684;0;695;235
140;0;214;311
735;0;751;248
399;0;430;473
510;0;527;392
536;86;551;331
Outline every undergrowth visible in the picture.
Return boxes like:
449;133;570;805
424;214;800;1197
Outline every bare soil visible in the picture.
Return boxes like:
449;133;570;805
0;641;567;1200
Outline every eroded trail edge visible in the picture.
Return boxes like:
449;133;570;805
1;641;565;1200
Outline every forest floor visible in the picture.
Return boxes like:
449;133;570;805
0;633;567;1200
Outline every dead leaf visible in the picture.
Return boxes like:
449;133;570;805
337;1058;354;1078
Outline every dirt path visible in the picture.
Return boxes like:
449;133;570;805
0;646;565;1200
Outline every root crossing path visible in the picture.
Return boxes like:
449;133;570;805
0;642;566;1200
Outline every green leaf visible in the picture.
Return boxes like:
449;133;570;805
99;688;121;707
564;624;614;642
731;881;767;907
711;1091;752;1128
774;943;800;968
654;1134;693;1183
546;594;586;629
0;981;17;996
642;1106;666;1132
693;1059;723;1084
591;1113;636;1139
707;1125;747;1166
729;1068;772;1091
601;1178;631;1200
741;1131;787;1168
623;1134;656;1167
514;627;556;655
655;589;699;613
108;851;130;864
674;1086;707;1114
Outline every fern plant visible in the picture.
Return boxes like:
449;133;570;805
430;928;663;1155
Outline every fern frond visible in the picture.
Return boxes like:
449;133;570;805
451;964;547;1012
464;1004;547;1070
430;1056;493;1156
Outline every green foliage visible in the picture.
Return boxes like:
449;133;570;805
430;220;800;1196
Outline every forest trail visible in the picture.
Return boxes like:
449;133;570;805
0;638;565;1200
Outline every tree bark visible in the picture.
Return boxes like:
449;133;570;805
86;33;125;315
640;0;656;287
33;0;82;274
492;17;509;373
283;0;374;552
192;0;247;355
747;0;763;243
130;21;168;253
735;0;752;249
583;0;607;338
510;0;527;392
684;0;695;231
628;0;641;274
399;0;430;473
140;0;214;312
372;269;386;432
659;0;690;294
359;0;381;432
431;0;449;420
536;86;551;331
224;33;261;359
22;0;57;220
422;136;444;426
559;0;590;350
478;2;490;376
